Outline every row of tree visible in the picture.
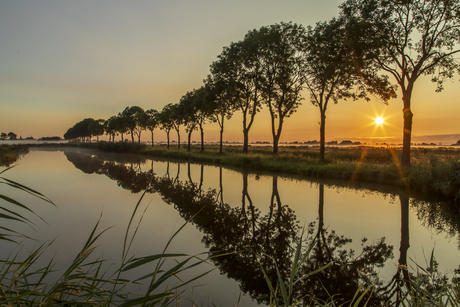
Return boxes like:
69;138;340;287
64;107;160;146
65;0;460;166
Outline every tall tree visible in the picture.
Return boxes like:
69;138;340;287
304;18;393;163
7;132;17;140
158;103;175;149
195;85;214;152
135;110;148;143
88;119;105;142
115;113;128;142
259;22;307;155
64;118;94;141
207;54;238;153
341;0;460;166
179;90;200;152
144;109;159;147
222;34;264;154
104;116;118;142
121;106;145;143
169;103;183;149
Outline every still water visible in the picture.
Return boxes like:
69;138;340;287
2;147;460;306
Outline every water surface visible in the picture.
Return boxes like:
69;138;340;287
2;147;459;306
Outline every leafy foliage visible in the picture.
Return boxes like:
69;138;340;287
341;0;460;165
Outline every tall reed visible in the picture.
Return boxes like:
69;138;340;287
0;167;215;306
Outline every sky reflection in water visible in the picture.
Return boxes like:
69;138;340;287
2;147;459;306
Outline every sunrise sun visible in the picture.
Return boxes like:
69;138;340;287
375;117;384;125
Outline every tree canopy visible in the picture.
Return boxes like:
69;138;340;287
64;118;95;141
258;22;307;154
340;0;460;165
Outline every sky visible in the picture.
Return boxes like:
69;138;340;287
1;0;459;145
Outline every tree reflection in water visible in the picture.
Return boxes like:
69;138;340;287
63;148;459;306
297;183;394;306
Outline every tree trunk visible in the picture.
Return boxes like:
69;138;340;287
187;131;192;152
273;135;279;155
219;119;224;154
319;110;326;164
243;129;249;154
315;183;326;265
318;183;324;233
199;164;204;193
131;131;134;143
269;105;284;155
242;110;249;154
176;129;180;149
187;162;192;183
175;163;180;183
121;133;124;142
166;131;170;149
151;130;154;147
272;118;284;155
218;166;224;204
401;92;413;166
200;122;204;152
398;194;412;289
398;194;410;267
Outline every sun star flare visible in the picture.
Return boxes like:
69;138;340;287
375;117;384;125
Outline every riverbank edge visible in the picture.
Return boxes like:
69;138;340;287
0;145;29;167
38;141;457;202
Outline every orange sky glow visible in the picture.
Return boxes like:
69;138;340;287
1;1;459;145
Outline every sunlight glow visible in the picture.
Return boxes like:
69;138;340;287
375;117;384;125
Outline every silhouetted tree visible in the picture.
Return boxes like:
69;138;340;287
7;132;17;140
64;118;95;141
223;35;264;154
179;90;200;152
170;103;183;149
88;119;105;142
258;22;307;155
144;109;159;147
158;103;175;148
121;106;145;143
341;0;460;166
195;85;215;152
304;18;393;163
104;116;118;142
115;113;129;142
207;56;237;153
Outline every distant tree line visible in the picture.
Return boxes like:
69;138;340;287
1;132;18;140
64;0;460;165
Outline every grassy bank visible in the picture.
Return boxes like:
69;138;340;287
72;141;460;201
0;145;29;166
